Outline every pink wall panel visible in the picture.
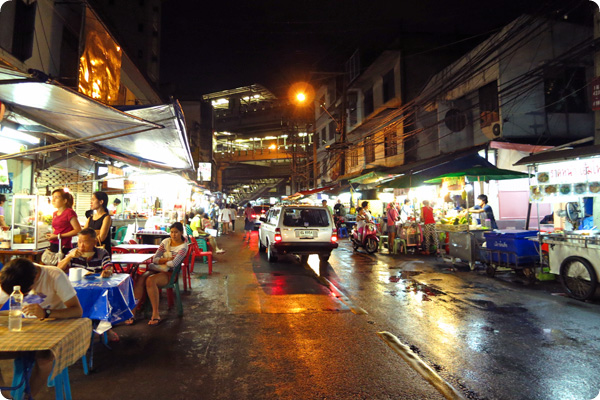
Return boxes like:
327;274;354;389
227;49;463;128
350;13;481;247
498;191;551;220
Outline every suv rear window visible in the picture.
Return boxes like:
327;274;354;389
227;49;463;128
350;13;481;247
282;208;330;227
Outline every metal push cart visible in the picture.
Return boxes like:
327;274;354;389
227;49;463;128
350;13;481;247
436;225;489;269
479;230;541;279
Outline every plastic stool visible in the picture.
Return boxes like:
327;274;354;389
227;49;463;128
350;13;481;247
48;367;72;400
379;235;389;251
393;238;406;254
338;227;348;238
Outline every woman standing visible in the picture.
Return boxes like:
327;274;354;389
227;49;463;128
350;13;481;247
45;189;81;257
421;200;438;255
82;191;112;255
242;203;254;242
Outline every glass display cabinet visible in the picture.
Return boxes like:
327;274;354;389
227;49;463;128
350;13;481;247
11;195;52;250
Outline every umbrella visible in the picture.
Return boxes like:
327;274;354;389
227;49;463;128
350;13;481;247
424;166;530;184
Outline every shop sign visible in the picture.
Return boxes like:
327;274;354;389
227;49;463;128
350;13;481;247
442;176;464;191
0;101;5;121
123;179;135;193
106;178;124;190
592;77;600;111
108;165;124;177
530;158;600;202
198;162;211;181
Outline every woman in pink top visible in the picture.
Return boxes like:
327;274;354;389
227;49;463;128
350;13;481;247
46;189;81;254
420;200;438;255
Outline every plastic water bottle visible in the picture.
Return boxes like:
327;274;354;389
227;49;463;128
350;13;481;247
8;285;23;332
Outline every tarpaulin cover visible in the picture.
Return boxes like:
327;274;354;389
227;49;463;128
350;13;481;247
73;273;136;325
0;65;160;149
112;103;194;170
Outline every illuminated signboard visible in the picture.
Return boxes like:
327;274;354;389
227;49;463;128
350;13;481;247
198;162;211;181
530;158;600;202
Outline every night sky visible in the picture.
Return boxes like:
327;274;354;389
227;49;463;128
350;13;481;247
159;0;592;99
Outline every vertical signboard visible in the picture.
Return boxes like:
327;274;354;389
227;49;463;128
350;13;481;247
197;162;211;181
78;7;122;104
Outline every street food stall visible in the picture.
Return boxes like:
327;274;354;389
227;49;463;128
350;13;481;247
515;146;600;300
425;167;530;269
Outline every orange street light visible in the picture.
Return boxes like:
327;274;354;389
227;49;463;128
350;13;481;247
288;81;315;106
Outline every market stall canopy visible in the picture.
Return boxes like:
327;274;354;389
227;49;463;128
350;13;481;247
514;144;600;166
348;171;393;185
0;66;161;158
383;153;495;189
111;103;194;170
424;166;530;184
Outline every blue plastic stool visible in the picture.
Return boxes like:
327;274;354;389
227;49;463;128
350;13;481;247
338;227;348;238
47;367;72;400
8;355;35;400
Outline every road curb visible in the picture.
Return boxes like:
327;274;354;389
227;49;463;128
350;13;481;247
377;331;466;400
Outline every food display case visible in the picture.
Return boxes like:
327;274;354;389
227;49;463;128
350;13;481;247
11;195;52;250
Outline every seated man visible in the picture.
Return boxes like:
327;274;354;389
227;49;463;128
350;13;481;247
0;258;83;399
58;228;113;277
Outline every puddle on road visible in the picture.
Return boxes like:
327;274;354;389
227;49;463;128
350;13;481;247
386;270;445;301
467;299;528;314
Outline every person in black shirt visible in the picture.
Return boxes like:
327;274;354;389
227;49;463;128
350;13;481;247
82;191;112;254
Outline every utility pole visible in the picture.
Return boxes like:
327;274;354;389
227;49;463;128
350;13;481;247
312;127;317;188
594;5;600;229
595;5;600;146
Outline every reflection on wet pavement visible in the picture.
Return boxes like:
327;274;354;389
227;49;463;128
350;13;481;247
326;240;600;400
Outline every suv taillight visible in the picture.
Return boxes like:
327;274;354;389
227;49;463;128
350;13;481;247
274;228;282;242
331;228;338;243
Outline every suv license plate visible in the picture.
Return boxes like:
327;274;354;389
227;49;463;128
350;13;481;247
298;230;315;238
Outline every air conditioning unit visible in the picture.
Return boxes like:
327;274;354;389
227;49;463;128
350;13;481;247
481;111;501;139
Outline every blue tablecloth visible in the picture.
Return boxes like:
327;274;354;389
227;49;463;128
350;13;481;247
73;273;136;325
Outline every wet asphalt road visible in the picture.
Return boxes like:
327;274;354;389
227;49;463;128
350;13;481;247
13;222;600;400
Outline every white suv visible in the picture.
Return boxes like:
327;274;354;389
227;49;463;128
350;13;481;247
258;205;338;263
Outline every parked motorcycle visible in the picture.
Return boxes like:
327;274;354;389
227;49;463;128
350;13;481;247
351;222;379;254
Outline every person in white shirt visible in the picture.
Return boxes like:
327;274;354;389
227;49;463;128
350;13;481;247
0;258;83;398
227;204;237;232
399;199;412;224
219;204;231;234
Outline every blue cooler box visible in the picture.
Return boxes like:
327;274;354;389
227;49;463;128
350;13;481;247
483;230;539;264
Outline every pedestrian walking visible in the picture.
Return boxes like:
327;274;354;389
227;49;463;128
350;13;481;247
243;203;254;242
421;200;438;255
228;204;237;232
220;204;231;234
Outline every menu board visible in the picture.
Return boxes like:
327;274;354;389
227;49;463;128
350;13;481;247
530;158;600;202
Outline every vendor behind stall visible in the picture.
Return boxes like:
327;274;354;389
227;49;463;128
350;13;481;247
469;194;498;230
0;194;9;231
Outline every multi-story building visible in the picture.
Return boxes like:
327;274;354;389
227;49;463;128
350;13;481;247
202;85;305;200
0;0;184;216
88;0;162;88
411;15;592;161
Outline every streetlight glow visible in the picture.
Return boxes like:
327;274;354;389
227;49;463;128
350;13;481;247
288;81;315;105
